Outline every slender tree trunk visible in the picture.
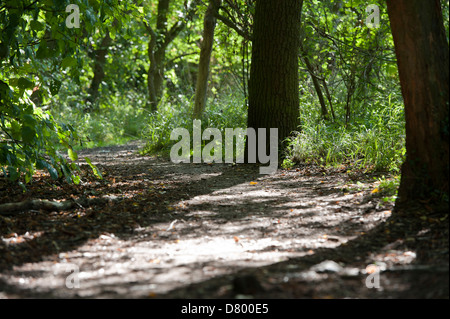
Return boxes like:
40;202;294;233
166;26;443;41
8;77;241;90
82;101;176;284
147;37;166;111
86;32;112;108
300;44;329;121
322;78;336;121
146;0;170;111
145;0;189;111
247;0;303;157
85;19;119;108
387;0;449;213
344;80;354;126
193;0;221;119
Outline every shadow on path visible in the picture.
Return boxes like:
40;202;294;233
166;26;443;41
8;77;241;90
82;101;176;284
0;142;447;298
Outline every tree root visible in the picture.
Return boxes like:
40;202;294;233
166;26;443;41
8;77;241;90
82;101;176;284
0;196;120;216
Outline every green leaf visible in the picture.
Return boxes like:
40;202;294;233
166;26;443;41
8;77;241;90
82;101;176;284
46;164;59;180
61;56;77;69
21;125;36;143
0;42;9;60
17;77;34;90
85;157;103;179
38;157;59;180
109;27;116;40
68;148;78;161
36;159;46;170
30;20;44;32
8;78;18;88
36;40;49;59
50;79;62;95
23;113;36;125
24;173;32;184
72;175;81;185
61;163;72;183
10;120;21;139
7;166;19;181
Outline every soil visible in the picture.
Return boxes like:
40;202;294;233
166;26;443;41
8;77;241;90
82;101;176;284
0;141;448;299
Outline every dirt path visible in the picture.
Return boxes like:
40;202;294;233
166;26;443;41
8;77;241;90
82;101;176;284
0;141;448;298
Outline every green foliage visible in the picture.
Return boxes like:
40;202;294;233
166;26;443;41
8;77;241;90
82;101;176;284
0;0;145;184
281;158;295;169
287;1;408;174
141;92;247;155
376;175;400;203
288;92;406;172
442;0;449;42
141;96;193;154
51;88;150;148
2;0;447;187
1;0;81;183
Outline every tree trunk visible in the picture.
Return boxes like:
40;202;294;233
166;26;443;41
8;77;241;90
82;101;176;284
146;0;170;111
192;0;221;119
86;32;112;108
147;36;166;111
322;78;336;121
300;43;329;121
247;0;303;157
145;0;188;111
386;0;449;213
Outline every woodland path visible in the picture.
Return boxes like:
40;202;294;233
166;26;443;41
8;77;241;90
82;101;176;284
0;141;448;298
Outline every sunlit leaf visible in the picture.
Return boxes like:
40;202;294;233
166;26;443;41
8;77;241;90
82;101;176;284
68;148;78;161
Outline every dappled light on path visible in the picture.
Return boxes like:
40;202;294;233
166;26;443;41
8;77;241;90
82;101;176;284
0;142;447;298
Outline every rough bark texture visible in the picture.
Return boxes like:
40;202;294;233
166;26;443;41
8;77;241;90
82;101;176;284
247;0;303;156
192;0;221;119
386;0;449;211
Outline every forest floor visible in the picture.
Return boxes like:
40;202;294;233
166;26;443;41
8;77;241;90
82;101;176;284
0;141;448;299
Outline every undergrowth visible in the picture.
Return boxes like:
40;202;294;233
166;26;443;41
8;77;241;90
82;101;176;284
286;93;406;173
51;89;151;149
50;81;405;184
140;93;248;156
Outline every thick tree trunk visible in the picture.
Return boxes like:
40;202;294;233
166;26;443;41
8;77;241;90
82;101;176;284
247;0;303;157
192;0;221;120
387;0;449;212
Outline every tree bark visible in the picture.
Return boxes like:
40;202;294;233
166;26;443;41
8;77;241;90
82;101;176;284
86;32;112;108
386;0;449;212
192;0;221;119
145;0;185;111
247;0;303;157
300;43;329;121
147;32;165;110
146;0;170;111
322;78;336;121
